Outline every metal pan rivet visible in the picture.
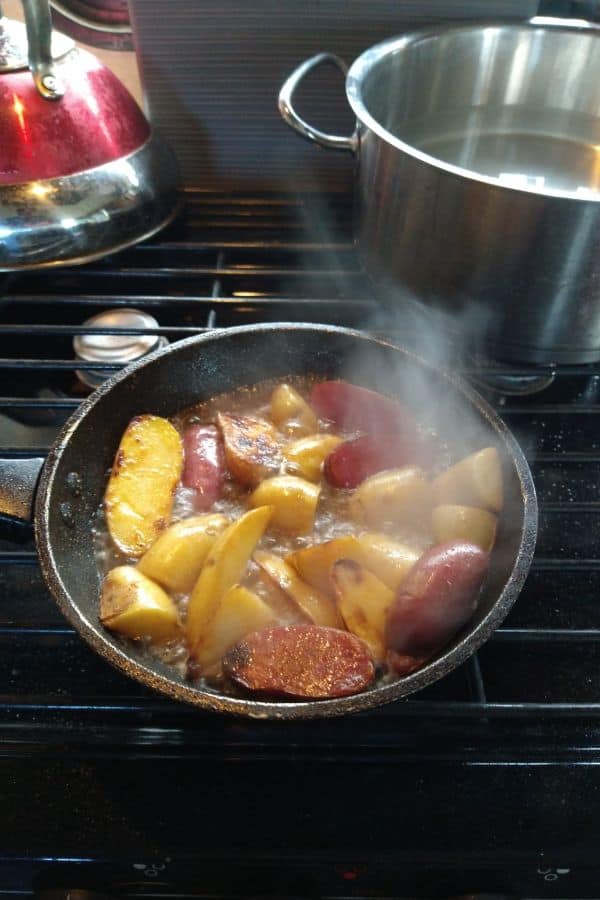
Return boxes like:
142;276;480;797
60;502;75;527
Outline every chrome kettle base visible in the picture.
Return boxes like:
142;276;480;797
0;131;182;270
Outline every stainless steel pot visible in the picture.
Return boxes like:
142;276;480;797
279;19;600;365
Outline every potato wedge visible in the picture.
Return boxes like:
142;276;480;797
137;514;229;593
104;415;183;557
332;560;395;662
432;505;497;552
349;466;432;528
356;532;421;591
186;505;273;654
100;565;181;642
254;551;341;628
270;383;319;436
217;412;281;487
287;536;365;597
193;584;276;670
432;447;503;512
283;433;343;482
249;475;320;534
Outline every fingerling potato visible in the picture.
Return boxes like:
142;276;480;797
217;412;281;487
100;565;181;642
254;550;341;628
137;514;229;593
284;433;343;482
349;466;432;528
332;560;395;662
432;505;497;552
249;475;320;534
186;505;273;654
356;532;421;590
432;447;503;512
287;536;365;597
193;584;276;671
105;415;183;557
270;383;318;436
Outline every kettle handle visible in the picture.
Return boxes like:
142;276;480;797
21;0;64;99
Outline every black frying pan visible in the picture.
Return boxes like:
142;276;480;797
0;324;538;719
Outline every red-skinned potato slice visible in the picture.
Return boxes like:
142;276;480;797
182;424;226;510
217;412;281;487
310;380;415;435
385;540;489;657
223;624;375;699
324;434;418;488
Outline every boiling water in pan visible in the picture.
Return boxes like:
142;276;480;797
403;109;600;195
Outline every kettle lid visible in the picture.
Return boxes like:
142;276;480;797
0;13;72;72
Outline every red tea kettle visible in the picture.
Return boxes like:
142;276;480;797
0;0;180;269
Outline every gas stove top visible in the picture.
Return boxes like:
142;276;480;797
1;193;599;898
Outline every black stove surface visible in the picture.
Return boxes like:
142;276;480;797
1;194;600;899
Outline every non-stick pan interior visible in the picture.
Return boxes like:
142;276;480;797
36;324;536;718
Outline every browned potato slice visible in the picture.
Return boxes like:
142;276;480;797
104;415;183;557
249;475;320;534
254;550;342;628
356;532;421;590
283;433;343;482
193;584;276;670
349;466;432;528
186;506;273;654
287;536;365;597
217;412;281;487
432;505;497;552
100;565;181;642
331;560;395;662
432;447;503;512
137;514;229;593
270;383;319;436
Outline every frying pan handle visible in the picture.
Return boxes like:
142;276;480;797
21;0;64;99
0;457;44;530
278;53;358;153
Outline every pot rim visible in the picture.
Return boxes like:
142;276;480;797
346;19;600;203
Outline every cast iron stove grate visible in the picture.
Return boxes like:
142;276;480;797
2;193;600;898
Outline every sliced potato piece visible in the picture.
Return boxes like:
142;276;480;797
217;412;281;487
104;415;183;557
331;560;395;662
270;383;319;436
193;584;276;670
287;536;365;598
137;514;229;593
254;550;341;628
432;505;497;552
249;475;320;534
432;447;503;512
186;505;273;654
100;565;181;643
348;466;432;528
356;532;421;591
284;433;343;482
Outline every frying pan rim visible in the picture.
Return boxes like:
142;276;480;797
34;322;538;720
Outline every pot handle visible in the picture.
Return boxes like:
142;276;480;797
21;0;64;99
278;53;358;153
0;457;44;533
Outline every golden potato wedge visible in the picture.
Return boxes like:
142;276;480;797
100;565;181;643
254;551;342;628
283;433;343;482
217;412;281;487
432;504;498;552
356;532;421;590
137;514;229;594
331;560;395;662
186;505;273;654
432;447;503;512
249;475;320;534
270;383;319;436
104;415;184;557
349;466;432;528
287;536;365;597
193;584;276;670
